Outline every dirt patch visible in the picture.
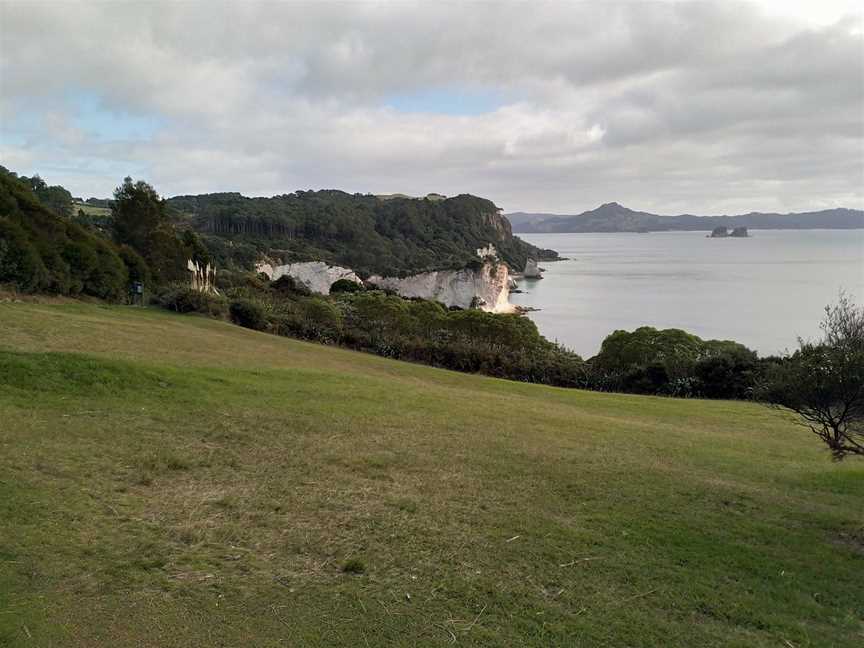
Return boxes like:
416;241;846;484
833;528;864;555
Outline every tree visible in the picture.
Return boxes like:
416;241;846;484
112;177;184;283
112;177;166;251
0;218;49;291
117;244;151;285
758;294;864;460
23;174;73;216
593;326;704;376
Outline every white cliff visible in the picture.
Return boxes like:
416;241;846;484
255;243;517;312
256;261;363;295
368;262;515;313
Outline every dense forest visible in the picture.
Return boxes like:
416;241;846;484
167;190;558;277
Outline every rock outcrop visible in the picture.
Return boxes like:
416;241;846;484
368;262;514;313
256;261;363;295
523;258;543;278
710;226;749;238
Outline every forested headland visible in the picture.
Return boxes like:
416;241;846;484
167;190;558;277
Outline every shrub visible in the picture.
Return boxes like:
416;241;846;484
758;294;864;460
230;298;268;330
301;297;344;341
118;244;151;285
694;354;755;399
157;285;228;317
0;218;49;292
329;278;363;293
621;362;669;394
272;274;311;296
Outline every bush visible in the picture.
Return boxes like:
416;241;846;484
694;353;756;399
85;239;129;300
118;244;151;285
621;362;669;394
214;269;248;291
0;218;49;292
272;274;311;296
590;327;759;398
230;298;268;330
301;297;343;341
329;278;363;293
157;285;228;317
758;294;864;460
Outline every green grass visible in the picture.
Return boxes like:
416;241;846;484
71;202;111;218
0;303;862;647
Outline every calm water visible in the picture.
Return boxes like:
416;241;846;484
511;230;864;358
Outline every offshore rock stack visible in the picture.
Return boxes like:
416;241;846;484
522;258;544;278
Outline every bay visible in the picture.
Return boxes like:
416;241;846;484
511;230;864;358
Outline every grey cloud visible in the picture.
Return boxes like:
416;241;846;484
0;1;861;213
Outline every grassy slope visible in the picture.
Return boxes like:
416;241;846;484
71;202;111;218
0;303;861;647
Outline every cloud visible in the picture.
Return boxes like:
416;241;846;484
0;0;861;213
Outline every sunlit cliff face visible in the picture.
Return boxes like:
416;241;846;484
369;261;514;313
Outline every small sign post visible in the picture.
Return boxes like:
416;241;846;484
130;281;144;306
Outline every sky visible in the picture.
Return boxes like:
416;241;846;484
1;0;862;215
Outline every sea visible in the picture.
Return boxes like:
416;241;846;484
510;230;864;358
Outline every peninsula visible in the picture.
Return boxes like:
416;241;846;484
508;202;864;234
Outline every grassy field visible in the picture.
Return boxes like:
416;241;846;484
70;202;111;218
0;303;861;647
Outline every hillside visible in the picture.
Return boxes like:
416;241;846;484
1;302;862;647
0;168;131;299
508;203;864;233
167;191;558;277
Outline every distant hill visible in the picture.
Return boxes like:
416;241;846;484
507;202;864;233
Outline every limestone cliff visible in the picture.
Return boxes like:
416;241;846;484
256;261;363;295
255;244;516;312
368;262;514;313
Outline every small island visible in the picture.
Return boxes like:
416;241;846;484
709;226;749;238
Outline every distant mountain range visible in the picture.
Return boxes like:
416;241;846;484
506;202;864;233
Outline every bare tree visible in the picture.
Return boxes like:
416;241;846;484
759;293;864;460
